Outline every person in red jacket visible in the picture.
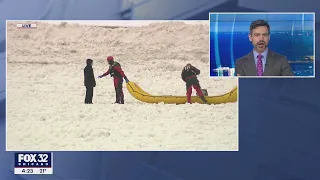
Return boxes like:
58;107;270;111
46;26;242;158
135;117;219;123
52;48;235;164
181;63;207;104
98;56;129;104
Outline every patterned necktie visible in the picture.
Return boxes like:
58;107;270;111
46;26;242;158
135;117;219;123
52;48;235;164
256;54;263;76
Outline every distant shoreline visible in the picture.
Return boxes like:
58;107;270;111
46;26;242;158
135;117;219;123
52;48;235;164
288;60;314;63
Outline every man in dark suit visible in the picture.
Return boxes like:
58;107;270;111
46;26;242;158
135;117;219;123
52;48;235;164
84;59;96;104
235;19;294;76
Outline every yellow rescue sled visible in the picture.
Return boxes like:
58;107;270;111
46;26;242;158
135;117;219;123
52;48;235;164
126;81;237;105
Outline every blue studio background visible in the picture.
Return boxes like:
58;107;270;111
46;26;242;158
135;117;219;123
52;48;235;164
0;0;320;180
209;13;315;76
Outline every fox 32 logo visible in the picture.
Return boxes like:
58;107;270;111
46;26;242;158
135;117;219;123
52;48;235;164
15;152;52;168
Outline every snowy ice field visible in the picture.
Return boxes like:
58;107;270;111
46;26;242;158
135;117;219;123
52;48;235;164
6;20;238;151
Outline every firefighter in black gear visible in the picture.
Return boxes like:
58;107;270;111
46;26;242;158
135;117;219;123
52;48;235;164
181;63;207;104
98;56;129;104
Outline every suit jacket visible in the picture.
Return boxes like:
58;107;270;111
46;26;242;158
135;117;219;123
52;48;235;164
235;50;294;76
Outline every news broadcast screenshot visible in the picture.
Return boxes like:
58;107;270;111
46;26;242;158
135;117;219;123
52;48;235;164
0;0;319;179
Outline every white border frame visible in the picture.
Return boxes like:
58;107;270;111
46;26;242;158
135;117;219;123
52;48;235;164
208;12;316;78
6;19;239;152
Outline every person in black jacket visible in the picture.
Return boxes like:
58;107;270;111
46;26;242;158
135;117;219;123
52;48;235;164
84;59;96;104
181;63;207;104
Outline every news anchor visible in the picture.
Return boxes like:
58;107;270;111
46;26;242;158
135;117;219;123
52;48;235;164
235;19;294;76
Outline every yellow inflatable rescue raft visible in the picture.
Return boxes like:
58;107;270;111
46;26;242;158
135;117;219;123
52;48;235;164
126;81;237;105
